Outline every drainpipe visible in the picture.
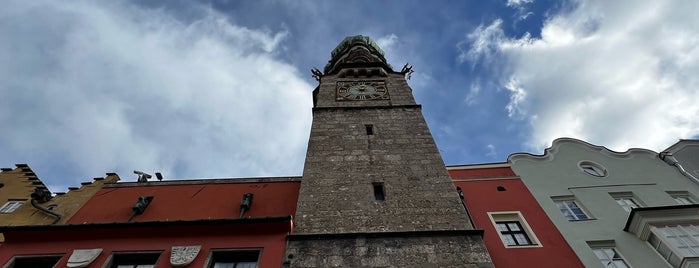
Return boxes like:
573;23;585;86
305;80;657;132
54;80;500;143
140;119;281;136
659;152;699;184
30;188;61;224
456;187;477;229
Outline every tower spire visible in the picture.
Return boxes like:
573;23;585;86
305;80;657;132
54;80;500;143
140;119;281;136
323;35;393;74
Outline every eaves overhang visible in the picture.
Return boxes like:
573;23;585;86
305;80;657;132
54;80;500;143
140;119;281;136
0;215;293;232
624;204;699;239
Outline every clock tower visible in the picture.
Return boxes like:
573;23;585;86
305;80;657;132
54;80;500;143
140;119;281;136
285;36;493;267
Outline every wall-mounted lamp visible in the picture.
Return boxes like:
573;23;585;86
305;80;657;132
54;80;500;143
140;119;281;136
128;196;154;222
240;193;254;218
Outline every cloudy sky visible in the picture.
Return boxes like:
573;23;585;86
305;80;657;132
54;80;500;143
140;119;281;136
2;0;698;191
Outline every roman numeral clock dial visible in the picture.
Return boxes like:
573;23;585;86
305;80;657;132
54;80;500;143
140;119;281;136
336;81;389;101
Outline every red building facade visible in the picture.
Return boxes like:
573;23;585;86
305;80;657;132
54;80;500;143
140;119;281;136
0;178;300;268
449;163;584;268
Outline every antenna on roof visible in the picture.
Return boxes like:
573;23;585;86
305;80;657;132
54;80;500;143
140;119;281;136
134;170;152;182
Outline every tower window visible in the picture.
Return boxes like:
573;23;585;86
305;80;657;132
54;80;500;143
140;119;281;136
365;124;374;135
373;182;385;201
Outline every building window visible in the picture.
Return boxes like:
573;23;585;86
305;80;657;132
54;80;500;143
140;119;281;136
610;192;640;212
207;250;259;268
591;247;629;268
578;161;608;177
496;221;533;246
488;211;541;248
6;255;63;268
554;199;591;221
667;191;695;205
0;200;26;213
108;252;161;268
649;224;699;267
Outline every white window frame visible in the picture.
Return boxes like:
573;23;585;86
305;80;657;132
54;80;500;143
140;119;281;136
0;200;26;213
626;207;699;267
552;196;592;221
667;191;696;205
578;160;608;177
610;192;641;212
591;247;630;268
649;224;699;267
487;211;542;248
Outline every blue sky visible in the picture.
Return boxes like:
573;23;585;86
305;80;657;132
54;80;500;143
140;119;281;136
2;0;698;191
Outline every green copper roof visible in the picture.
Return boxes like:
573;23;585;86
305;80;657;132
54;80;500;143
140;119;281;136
330;35;385;59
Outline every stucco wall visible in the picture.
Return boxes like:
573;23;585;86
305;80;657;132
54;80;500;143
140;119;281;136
509;138;699;268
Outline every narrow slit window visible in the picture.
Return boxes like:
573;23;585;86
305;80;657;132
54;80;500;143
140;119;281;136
373;183;385;201
365;124;374;135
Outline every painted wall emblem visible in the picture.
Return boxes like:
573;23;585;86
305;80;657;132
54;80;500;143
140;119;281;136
67;248;102;268
170;245;201;267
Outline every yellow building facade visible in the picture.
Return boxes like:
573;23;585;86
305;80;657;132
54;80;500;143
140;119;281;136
0;164;119;228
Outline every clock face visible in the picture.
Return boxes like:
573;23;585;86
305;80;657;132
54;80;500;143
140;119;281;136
336;81;389;100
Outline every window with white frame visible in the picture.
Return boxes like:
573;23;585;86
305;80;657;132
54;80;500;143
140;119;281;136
553;198;591;221
649;224;699;268
488;211;541;248
495;221;533;246
0;200;26;213
667;191;696;205
610;192;640;212
578;161;608;177
591;247;629;268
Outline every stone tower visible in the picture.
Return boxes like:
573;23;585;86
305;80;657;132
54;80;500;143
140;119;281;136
285;36;492;267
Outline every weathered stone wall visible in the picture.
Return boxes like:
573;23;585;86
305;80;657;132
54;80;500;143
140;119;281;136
295;106;473;234
290;37;492;268
286;233;493;268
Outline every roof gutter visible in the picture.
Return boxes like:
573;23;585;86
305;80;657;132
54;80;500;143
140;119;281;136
0;216;293;232
30;188;62;224
659;152;699;185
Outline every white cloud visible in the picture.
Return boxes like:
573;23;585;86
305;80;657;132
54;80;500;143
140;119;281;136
465;79;481;106
376;34;398;52
506;0;535;22
0;1;313;189
503;78;527;118
461;0;699;152
458;19;505;66
486;144;497;157
506;0;534;8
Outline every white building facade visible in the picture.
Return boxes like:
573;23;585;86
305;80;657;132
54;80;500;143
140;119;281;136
509;138;699;268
